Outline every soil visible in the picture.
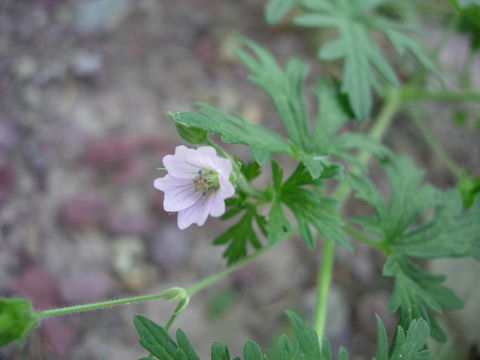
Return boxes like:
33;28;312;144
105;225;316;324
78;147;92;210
1;1;479;359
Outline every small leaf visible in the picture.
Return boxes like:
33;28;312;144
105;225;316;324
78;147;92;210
213;209;264;264
384;256;464;342
337;347;349;360
177;328;201;360
211;342;231;360
374;314;388;360
390;319;432;360
293;0;440;119
230;36;310;151
285;310;322;358
243;339;265;360
265;0;297;25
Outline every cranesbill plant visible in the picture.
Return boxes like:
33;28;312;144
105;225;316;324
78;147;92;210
1;0;480;358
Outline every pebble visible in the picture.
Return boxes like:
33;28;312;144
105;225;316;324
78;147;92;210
71;51;104;79
0;163;15;205
119;266;154;293
59;269;114;304
42;318;77;359
112;237;145;274
150;225;189;271
11;265;60;309
59;191;108;228
106;213;153;236
13;56;37;81
83;136;138;169
73;0;131;34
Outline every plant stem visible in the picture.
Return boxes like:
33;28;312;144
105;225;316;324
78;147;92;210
342;224;381;250
37;291;179;318
409;108;463;179
187;239;281;295
314;239;335;342
313;88;401;344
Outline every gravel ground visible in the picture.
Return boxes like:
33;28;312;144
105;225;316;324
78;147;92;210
1;1;479;359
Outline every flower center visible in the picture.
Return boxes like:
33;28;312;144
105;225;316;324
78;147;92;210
193;169;220;195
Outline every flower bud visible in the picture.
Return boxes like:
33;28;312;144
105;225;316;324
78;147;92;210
175;123;207;145
0;297;39;346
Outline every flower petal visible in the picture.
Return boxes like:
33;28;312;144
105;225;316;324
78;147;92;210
154;174;192;191
177;196;207;229
163;153;199;179
209;193;226;217
154;175;201;212
218;175;235;198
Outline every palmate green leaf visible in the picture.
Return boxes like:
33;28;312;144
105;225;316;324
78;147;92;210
347;155;439;241
230;35;309;150
214;207;266;265
274;163;350;250
391;190;480;259
383;256;464;342
348;154;479;341
173;104;290;166
311;81;391;168
293;0;439;120
230;37;338;179
348;155;480;259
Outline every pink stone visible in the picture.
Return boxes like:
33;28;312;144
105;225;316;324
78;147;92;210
106;213;153;236
59;270;114;304
11;265;59;309
59;191;107;228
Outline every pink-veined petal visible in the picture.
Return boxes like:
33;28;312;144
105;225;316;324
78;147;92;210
163;154;199;179
154;175;201;212
154;175;192;191
163;185;202;212
177;196;208;229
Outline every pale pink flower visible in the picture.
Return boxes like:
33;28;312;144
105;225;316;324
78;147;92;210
154;145;235;230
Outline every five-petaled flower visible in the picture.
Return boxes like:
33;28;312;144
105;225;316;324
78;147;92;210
154;145;235;229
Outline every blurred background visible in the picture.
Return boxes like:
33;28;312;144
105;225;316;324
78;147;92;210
0;0;479;359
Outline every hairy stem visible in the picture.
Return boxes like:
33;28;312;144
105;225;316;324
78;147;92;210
187;239;280;295
37;291;181;318
313;88;401;344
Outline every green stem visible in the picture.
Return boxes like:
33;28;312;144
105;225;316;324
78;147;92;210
37;291;179;318
342;224;381;250
313;239;335;342
409;108;463;179
187;240;279;295
313;88;401;344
